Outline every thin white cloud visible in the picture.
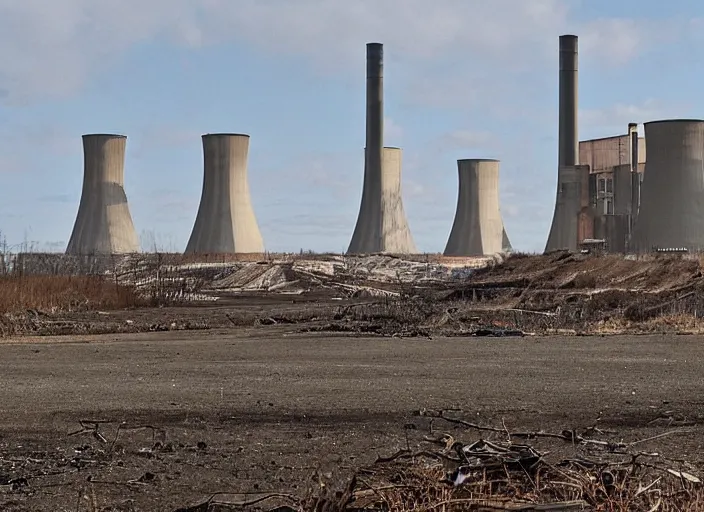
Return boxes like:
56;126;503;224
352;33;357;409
0;0;690;104
0;121;79;173
501;204;521;219
438;130;497;151
580;17;687;67
384;117;403;145
404;180;426;198
131;125;203;158
579;19;646;66
579;98;694;137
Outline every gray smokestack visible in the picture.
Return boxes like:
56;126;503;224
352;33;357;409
366;42;383;233
348;43;415;254
558;35;578;168
544;35;581;253
348;43;384;253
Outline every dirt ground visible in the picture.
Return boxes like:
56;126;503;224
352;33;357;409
1;328;704;511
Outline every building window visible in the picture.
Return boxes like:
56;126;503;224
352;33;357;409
606;178;613;194
605;198;614;215
598;178;606;194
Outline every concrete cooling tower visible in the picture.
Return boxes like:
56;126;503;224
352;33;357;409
65;134;140;255
443;159;511;256
185;134;264;254
545;34;581;252
631;119;704;252
347;42;416;254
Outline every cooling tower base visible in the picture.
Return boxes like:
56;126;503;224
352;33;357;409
443;159;510;257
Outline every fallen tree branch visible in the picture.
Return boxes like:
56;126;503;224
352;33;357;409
172;492;297;512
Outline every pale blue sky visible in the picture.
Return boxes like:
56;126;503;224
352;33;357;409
0;0;701;253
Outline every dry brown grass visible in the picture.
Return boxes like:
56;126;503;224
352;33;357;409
299;410;704;511
330;460;704;511
0;275;141;314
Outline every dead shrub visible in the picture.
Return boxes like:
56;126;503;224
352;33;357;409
571;272;598;288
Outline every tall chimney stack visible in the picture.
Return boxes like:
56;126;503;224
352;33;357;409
366;42;384;184
347;43;415;254
347;43;384;253
545;35;581;252
558;35;578;169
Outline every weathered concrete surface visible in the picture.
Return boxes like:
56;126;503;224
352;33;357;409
348;44;416;254
348;146;416;254
65;134;140;255
632;119;704;252
444;159;507;256
379;147;416;252
545;35;579;252
545;165;589;252
185;134;264;254
579;135;646;173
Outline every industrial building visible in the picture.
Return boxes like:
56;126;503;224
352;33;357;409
65;134;140;255
443;159;512;256
347;43;416;254
184;133;265;254
579;125;646;252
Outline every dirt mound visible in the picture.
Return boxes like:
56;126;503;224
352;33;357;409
471;251;701;291
405;252;704;335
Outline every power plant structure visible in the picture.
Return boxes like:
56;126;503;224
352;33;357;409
33;39;704;259
185;133;264;254
443;159;512;256
631;119;704;252
347;43;416;254
579;125;646;252
543;35;649;255
65;134;140;255
545;34;584;253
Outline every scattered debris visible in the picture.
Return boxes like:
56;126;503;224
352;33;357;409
1;410;703;510
312;415;704;511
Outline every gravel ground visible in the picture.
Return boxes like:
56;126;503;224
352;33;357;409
1;329;703;511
